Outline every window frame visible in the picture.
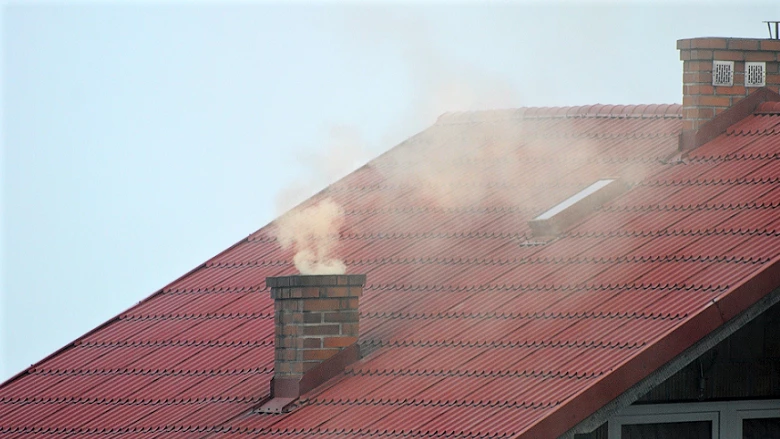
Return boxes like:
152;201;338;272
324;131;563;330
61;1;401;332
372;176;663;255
608;403;718;439
607;399;780;439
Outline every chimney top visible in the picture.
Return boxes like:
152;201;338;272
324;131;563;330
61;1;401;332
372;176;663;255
678;37;780;149
267;274;366;289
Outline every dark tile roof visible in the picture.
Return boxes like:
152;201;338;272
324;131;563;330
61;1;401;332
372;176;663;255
3;103;780;438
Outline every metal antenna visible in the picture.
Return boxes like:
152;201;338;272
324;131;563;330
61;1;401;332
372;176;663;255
764;21;780;39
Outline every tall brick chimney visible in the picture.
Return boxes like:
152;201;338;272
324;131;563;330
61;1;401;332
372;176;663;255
678;37;780;145
260;274;365;413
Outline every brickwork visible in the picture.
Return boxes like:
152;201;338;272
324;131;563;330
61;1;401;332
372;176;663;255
266;274;365;379
678;37;780;132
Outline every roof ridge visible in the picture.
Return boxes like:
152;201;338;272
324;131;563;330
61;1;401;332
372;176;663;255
436;104;683;124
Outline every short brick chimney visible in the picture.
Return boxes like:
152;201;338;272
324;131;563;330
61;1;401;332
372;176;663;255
260;274;365;413
678;37;780;144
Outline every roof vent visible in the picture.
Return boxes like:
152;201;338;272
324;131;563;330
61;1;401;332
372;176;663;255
746;62;767;87
712;60;734;86
528;178;628;236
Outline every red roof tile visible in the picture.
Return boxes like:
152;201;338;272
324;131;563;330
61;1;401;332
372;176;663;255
3;103;780;438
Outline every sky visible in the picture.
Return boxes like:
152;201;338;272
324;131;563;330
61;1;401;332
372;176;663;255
1;0;778;381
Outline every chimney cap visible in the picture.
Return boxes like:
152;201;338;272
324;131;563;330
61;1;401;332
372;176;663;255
266;274;366;289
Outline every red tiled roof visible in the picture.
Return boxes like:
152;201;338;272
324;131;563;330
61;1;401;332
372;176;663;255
3;103;780;438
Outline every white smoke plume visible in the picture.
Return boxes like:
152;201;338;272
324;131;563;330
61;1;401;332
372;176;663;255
272;9;527;274
275;126;370;214
273;197;346;275
340;8;521;145
275;8;574;273
336;8;524;211
272;126;372;275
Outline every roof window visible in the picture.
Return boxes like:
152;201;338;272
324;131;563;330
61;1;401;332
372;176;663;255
528;178;628;236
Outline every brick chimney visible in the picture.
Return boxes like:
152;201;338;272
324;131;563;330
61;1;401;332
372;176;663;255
260;274;365;413
678;37;780;137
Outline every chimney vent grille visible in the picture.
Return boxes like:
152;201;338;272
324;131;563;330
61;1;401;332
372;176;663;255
712;61;734;86
745;62;766;87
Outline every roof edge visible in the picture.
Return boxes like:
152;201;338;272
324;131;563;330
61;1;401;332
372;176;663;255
436;104;682;125
515;255;780;439
0;236;251;391
560;286;780;438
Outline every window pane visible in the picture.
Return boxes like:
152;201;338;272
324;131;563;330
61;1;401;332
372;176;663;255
622;421;711;439
743;417;780;439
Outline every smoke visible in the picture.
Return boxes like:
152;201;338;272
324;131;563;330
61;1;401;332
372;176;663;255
336;8;527;213
271;126;372;275
263;6;673;352
330;7;521;213
272;8;528;274
351;8;521;146
273;197;346;275
275;7;603;273
275;126;370;214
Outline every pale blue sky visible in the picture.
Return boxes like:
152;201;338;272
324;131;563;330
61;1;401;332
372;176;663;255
1;1;777;380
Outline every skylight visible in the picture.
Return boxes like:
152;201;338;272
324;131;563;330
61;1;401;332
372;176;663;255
528;178;627;236
534;179;615;221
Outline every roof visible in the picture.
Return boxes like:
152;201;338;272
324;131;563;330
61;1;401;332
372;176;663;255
3;102;780;438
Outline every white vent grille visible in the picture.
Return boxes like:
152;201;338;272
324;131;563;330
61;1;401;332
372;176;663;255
712;60;734;86
745;62;766;87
